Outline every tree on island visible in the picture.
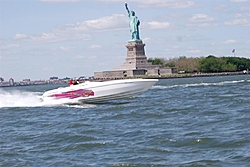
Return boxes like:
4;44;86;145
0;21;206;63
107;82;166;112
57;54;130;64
148;56;250;73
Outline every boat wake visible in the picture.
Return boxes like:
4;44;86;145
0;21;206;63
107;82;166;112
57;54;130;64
0;89;95;108
152;79;250;90
0;89;43;107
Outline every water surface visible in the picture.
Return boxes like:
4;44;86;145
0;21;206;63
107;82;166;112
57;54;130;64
0;75;250;166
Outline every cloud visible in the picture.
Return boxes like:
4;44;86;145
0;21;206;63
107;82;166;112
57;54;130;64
240;6;250;11
12;14;127;43
58;46;75;51
189;14;214;22
224;8;250;26
137;0;196;9
96;0;196;9
212;39;238;45
13;34;28;40
42;67;54;72
0;44;20;50
59;14;127;32
230;0;250;2
187;14;216;27
224;18;250;26
88;56;97;59
172;46;180;49
225;39;237;44
144;21;170;29
212;4;228;11
142;37;150;42
89;44;102;49
26;32;90;43
13;14;171;43
40;0;80;2
187;49;202;54
78;55;97;60
75;55;85;59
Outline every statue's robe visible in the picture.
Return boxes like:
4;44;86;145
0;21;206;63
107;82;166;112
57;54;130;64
128;12;140;40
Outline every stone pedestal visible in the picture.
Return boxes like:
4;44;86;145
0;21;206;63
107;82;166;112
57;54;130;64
94;41;175;79
113;41;158;71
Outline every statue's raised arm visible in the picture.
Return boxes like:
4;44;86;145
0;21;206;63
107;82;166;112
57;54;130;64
125;2;129;14
124;2;141;42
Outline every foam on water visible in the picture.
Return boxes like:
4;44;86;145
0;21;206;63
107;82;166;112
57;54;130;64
152;79;249;89
0;89;95;108
0;89;43;107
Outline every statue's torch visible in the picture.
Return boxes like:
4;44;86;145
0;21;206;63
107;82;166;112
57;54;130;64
125;2;129;11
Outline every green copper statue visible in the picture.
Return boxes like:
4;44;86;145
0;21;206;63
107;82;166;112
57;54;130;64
125;2;141;42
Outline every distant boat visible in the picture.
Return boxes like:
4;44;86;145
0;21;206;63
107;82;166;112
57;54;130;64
42;78;158;103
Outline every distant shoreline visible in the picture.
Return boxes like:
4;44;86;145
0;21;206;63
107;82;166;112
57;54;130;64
146;71;249;80
95;71;249;81
0;72;249;88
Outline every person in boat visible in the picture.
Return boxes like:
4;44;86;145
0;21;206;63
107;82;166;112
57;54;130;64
73;79;79;85
68;79;73;86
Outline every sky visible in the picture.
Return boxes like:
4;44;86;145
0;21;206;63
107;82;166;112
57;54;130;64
0;0;250;81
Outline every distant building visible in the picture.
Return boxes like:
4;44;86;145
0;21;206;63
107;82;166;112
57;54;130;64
78;76;86;80
0;77;4;83
50;76;58;80
23;79;31;82
9;78;14;86
0;82;10;87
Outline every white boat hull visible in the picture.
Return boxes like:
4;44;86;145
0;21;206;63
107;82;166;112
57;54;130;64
42;78;158;103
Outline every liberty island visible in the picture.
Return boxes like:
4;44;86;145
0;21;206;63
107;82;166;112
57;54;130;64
94;3;176;79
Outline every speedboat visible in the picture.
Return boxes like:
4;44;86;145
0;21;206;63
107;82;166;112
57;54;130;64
42;78;158;103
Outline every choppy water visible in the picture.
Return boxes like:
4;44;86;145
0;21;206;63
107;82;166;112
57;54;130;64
0;75;250;167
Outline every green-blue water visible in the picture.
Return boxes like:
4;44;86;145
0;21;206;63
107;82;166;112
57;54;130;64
1;75;250;167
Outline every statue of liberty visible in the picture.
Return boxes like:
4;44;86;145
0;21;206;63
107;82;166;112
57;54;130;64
125;2;141;42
